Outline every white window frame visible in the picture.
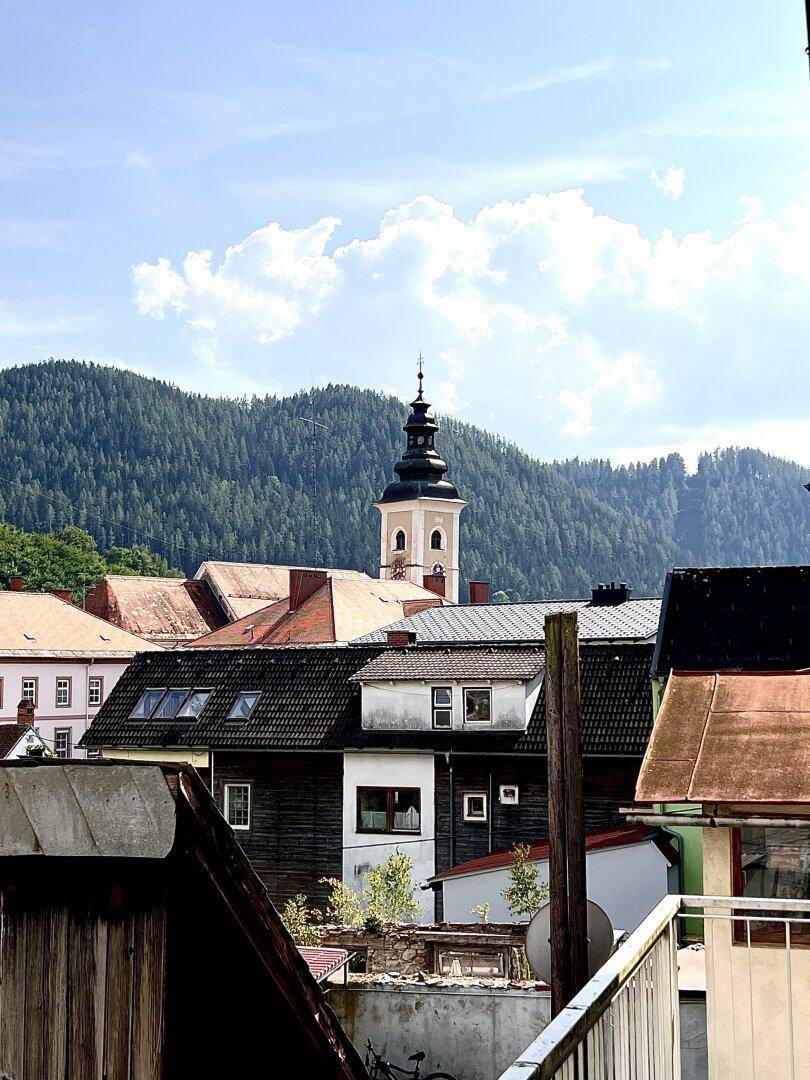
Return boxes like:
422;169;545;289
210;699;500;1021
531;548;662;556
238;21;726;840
463;791;488;823
223;782;252;831
464;687;492;725
431;686;453;729
391;528;407;552
88;675;104;708
54;727;72;759
499;784;519;805
429;526;446;551
21;677;37;705
55;676;72;708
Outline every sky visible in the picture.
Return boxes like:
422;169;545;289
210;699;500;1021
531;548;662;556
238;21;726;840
2;1;809;468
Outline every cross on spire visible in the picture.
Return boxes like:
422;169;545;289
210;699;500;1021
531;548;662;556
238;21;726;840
416;352;424;399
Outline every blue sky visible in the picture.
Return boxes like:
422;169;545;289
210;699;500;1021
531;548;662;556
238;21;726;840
2;1;809;466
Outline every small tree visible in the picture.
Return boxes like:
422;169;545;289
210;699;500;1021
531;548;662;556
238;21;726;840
320;877;364;927
363;849;421;927
471;901;491;923
501;844;548;918
280;894;323;946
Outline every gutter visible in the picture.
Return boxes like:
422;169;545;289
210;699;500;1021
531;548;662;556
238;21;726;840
626;811;810;829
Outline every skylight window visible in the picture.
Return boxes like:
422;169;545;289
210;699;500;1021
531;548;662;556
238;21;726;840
227;691;261;720
23;633;36;642
177;689;212;719
130;689;167;719
152;688;192;719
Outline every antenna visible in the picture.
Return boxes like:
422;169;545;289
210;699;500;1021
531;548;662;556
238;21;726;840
297;382;328;567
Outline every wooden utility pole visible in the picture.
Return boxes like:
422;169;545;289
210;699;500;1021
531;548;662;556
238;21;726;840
545;611;588;1016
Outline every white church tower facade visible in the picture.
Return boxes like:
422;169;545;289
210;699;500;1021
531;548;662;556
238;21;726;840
374;363;466;603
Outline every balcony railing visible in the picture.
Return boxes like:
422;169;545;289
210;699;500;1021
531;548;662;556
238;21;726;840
498;894;810;1080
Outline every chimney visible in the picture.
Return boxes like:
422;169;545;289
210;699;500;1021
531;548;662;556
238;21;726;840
17;697;35;729
9;576;23;592
288;568;328;611
423;573;446;598
52;589;73;604
468;581;491;605
387;629;417;648
590;581;631;606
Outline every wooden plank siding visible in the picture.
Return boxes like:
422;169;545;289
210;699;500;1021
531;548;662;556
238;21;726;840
435;755;641;875
213;751;343;907
0;865;167;1080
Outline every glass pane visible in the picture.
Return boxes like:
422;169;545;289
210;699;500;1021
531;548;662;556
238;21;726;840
465;795;486;820
740;826;810;940
130;689;166;719
433;709;452;729
433;687;452;706
152;689;191;720
228;691;261;720
392;789;420;832
359;789;388;831
227;786;250;828
89;679;102;705
465;689;491;723
178;689;212;718
22;681;35;701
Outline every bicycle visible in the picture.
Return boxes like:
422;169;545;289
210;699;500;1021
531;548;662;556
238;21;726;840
364;1040;457;1080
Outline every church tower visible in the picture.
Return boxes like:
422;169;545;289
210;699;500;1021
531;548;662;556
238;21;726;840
375;360;467;602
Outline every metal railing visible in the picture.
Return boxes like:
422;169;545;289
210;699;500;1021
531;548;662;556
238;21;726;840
498;895;810;1080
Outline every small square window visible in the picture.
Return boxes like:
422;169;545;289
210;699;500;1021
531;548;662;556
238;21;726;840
21;678;37;704
152;688;191;720
464;688;491;724
130;688;167;719
432;686;452;729
55;677;71;708
499;785;519;805
463;792;488;823
224;783;251;830
228;691;261;720
54;728;72;759
88;676;103;707
177;688;212;719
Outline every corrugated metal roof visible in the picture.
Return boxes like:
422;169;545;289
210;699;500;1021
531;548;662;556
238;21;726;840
635;671;810;804
352;646;545;682
0;592;164;657
354;598;662;645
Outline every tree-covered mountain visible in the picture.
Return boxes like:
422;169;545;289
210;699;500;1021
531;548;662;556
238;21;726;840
0;360;806;600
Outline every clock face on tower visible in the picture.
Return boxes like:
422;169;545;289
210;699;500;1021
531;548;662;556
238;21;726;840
390;555;406;580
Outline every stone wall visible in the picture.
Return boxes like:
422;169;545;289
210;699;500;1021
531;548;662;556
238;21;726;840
321;922;528;978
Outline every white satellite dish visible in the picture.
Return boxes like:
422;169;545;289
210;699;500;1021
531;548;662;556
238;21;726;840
525;900;615;984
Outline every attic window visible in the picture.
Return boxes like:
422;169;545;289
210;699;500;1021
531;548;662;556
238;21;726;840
152;688;192;719
228;691;261;721
23;633;36;642
177;689;213;719
130;688;167;719
99;634;111;642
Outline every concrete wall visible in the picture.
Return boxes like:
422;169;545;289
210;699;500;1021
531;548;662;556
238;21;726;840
331;982;552;1080
342;752;436;922
441;840;670;932
361;679;539;733
702;826;810;1080
0;659;128;758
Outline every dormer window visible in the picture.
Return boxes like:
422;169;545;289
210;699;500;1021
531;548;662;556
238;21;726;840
432;687;452;728
464;688;492;724
430;529;444;551
393;529;406;552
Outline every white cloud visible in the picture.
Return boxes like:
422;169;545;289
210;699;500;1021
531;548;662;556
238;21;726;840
131;187;810;465
735;195;764;225
650;166;686;200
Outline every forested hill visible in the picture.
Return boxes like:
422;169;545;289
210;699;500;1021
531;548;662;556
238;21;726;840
0;360;807;600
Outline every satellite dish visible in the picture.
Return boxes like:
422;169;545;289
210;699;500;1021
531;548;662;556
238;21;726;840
525;900;615;984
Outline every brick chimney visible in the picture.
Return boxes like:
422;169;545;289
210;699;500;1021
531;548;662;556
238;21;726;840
52;589;73;604
9;576;23;592
288;569;328;611
590;581;631;606
468;581;491;605
17;697;35;729
387;629;417;647
423;573;446;598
